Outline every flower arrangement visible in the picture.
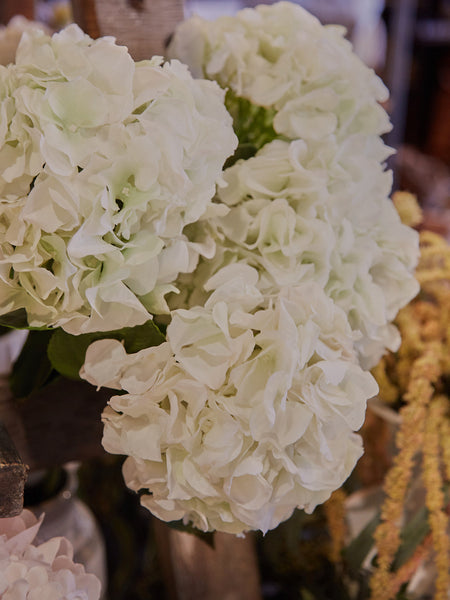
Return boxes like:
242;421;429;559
0;1;420;544
0;509;101;599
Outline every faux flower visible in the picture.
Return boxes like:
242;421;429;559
0;25;237;333
186;139;420;368
0;509;101;599
167;1;391;144
168;2;419;368
78;3;418;534
82;273;378;534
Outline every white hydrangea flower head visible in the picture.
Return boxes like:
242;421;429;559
81;274;378;534
0;509;101;599
188;139;419;368
167;1;391;144
0;25;237;333
166;1;420;368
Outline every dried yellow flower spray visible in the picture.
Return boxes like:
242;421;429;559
368;193;450;600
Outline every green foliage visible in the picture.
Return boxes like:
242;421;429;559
300;589;317;600
393;506;429;570
47;321;165;381
225;89;279;155
10;330;55;398
6;316;166;397
224;142;258;169
0;308;50;330
341;501;432;599
342;512;380;574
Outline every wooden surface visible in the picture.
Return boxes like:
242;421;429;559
153;520;263;600
0;0;34;24
71;0;185;59
0;421;27;517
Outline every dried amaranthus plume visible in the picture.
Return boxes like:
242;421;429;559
369;194;450;599
418;230;450;286
372;195;450;401
371;360;399;405
392;191;423;229
422;395;450;600
389;534;433;596
324;489;347;565
369;345;442;600
440;417;450;482
417;229;450;375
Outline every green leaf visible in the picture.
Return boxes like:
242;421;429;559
120;321;165;354
342;512;380;574
47;321;165;381
395;583;410;599
0;309;51;330
300;589;317;600
392;506;429;570
166;519;215;548
343;505;431;578
224;89;279;151
224;143;258;169
10;330;55;397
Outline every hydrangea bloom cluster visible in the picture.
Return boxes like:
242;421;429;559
167;1;390;144
77;2;420;534
187;138;419;368
0;24;236;333
167;1;420;368
0;510;101;599
82;270;378;534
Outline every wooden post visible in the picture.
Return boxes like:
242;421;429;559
153;520;263;600
0;421;27;517
0;0;35;25
71;0;185;59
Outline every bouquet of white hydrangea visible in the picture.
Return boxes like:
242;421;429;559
0;2;419;537
77;2;419;535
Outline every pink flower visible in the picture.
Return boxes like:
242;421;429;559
0;509;101;599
